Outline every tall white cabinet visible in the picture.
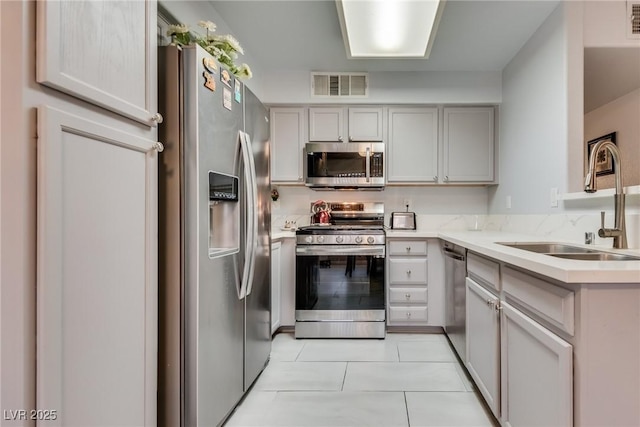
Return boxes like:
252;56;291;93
37;0;159;126
35;1;159;425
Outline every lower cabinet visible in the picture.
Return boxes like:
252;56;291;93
386;239;429;325
465;277;500;419
279;238;297;327
500;301;573;427
465;251;573;427
37;106;158;424
271;241;282;334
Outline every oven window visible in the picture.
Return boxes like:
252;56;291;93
296;254;385;310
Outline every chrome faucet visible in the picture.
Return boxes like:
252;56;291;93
584;140;627;249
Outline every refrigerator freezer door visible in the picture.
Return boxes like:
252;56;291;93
243;87;272;391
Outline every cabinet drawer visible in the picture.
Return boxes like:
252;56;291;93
502;266;575;336
389;306;428;322
389;240;427;256
467;252;500;292
389;287;428;304
389;259;428;284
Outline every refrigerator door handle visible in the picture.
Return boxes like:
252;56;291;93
237;132;256;300
242;132;259;297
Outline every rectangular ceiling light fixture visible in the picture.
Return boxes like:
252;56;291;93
336;0;446;58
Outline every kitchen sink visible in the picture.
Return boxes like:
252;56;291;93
549;253;640;261
497;242;596;254
497;242;640;261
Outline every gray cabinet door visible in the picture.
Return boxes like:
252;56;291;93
443;107;495;182
37;105;158;426
388;107;439;182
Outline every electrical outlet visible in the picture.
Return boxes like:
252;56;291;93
506;195;512;209
550;187;559;208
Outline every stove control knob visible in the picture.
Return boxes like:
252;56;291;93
355;236;363;244
336;236;344;243
304;236;313;244
317;236;325;243
367;236;375;244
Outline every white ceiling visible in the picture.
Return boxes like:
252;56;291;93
210;0;560;73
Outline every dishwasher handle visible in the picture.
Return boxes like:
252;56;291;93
443;247;465;261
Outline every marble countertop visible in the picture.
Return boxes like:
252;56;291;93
438;231;640;284
272;227;640;284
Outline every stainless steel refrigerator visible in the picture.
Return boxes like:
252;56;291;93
157;45;271;427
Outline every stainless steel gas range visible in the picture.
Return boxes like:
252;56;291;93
295;202;386;339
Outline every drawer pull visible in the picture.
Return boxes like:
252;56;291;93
406;270;412;276
406;247;411;252
405;293;411;300
406;312;412;319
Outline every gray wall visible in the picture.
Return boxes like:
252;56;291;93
488;3;569;215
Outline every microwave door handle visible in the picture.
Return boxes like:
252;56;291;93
365;146;371;183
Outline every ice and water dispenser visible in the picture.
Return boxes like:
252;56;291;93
208;171;239;258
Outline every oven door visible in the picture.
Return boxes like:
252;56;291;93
295;245;386;321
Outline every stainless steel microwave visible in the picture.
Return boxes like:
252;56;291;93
304;142;385;189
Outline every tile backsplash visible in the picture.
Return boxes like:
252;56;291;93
271;185;640;249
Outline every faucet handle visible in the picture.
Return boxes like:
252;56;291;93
600;211;605;229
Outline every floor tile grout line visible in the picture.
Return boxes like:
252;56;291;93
403;391;411;427
341;361;349;391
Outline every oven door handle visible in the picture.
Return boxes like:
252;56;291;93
296;246;386;256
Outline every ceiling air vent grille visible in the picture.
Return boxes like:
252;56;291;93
311;73;368;97
629;2;640;39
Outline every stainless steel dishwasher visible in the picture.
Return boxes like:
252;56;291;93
442;241;467;363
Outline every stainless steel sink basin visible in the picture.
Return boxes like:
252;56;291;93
549;253;640;261
497;242;640;261
497;242;596;254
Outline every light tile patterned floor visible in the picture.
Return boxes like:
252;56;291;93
224;332;498;427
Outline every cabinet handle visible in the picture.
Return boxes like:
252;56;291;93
406;270;412;276
151;113;164;125
349;136;353;142
406;247;411;253
151;142;165;153
444;175;449;182
298;176;303;181
338;136;343;142
433;176;438;182
405;293;411;300
494;302;503;313
406;312;412;319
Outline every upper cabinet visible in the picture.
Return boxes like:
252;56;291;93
309;107;383;142
387;107;439;183
443;107;495;183
36;0;160;127
270;107;306;183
